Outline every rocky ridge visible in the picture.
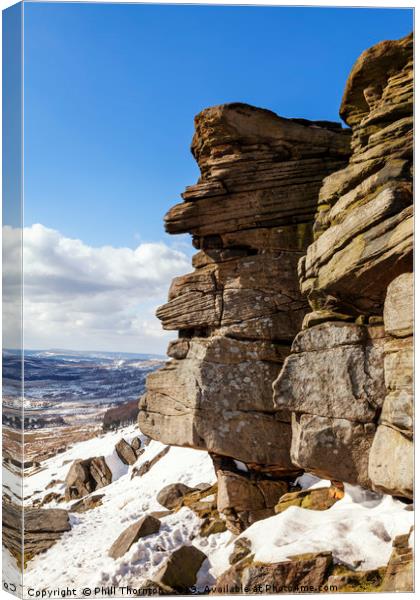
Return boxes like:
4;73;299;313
139;103;350;526
139;32;413;591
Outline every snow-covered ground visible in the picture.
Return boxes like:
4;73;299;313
7;425;231;597
212;478;413;576
4;424;413;597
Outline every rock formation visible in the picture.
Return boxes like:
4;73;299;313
115;438;138;465
153;545;207;592
139;104;350;520
214;551;333;593
65;456;113;500
3;502;71;564
139;32;413;530
108;515;161;559
274;32;413;498
381;528;413;592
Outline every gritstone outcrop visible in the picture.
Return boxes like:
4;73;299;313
139;32;413;522
139;104;350;474
274;32;413;498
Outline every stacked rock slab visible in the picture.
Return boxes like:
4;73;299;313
368;272;413;497
274;33;413;497
139;104;350;483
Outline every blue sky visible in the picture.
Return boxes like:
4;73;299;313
24;3;413;249
9;3;413;352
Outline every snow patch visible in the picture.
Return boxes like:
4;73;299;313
210;483;413;578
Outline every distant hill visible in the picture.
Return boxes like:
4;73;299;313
4;348;165;361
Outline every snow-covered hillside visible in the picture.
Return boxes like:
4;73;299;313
4;424;413;597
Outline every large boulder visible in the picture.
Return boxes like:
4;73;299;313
108;515;161;559
368;273;413;498
115;438;137;466
214;551;333;593
274;323;385;487
65;459;93;499
381;530;413;592
65;457;112;500
156;483;196;510
140;337;294;467
217;470;288;533
3;502;70;564
368;426;413;499
154;545;207;591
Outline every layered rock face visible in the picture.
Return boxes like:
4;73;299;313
274;33;413;497
139;104;350;476
368;272;413;497
140;32;413;526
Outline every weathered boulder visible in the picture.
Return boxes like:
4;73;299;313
368;273;413;497
115;438;137;465
274;486;340;514
65;460;93;499
3;502;70;564
156;483;196;509
131;436;142;451
291;414;376;488
275;323;386;423
214;551;333;594
108;515;161;559
274;322;385;487
69;494;105;513
217;470;288;533
154;545;207;591
141;337;293;466
381;529;413;592
368;426;413;499
229;537;252;565
383;272;413;337
65;457;112;500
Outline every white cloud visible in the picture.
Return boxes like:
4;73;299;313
2;224;191;354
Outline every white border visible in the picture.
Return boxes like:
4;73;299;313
0;2;416;599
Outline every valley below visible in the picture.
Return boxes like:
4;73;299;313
2;350;164;464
